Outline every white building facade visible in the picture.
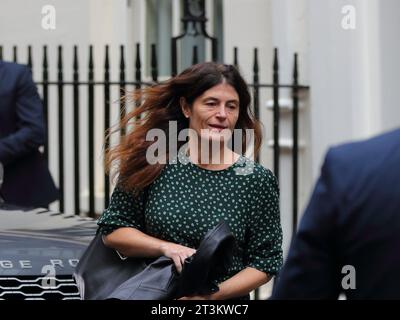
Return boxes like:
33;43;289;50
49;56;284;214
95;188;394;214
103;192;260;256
1;0;400;298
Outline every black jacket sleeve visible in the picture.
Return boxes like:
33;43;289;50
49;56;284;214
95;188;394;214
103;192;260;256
0;66;45;165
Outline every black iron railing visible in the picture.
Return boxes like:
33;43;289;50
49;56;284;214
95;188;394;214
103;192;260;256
0;44;308;234
0;43;308;301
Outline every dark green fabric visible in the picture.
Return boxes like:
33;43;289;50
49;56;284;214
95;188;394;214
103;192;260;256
98;152;283;284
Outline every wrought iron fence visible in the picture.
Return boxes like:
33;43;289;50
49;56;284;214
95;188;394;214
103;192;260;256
0;43;309;232
0;42;309;300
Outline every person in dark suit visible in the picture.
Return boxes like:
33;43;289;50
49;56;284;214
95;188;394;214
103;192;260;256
0;60;58;208
271;128;400;299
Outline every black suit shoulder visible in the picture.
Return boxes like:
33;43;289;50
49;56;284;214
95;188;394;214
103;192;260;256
328;128;400;164
0;60;29;74
323;128;400;195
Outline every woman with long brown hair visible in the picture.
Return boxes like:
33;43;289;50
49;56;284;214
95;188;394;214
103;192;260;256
97;62;283;300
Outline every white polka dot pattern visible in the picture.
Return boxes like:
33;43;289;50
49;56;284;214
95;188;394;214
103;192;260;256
97;151;283;282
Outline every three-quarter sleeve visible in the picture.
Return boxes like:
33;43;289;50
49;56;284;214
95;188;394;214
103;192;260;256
97;185;148;235
244;170;283;276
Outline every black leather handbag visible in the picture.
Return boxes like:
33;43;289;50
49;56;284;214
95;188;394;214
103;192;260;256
73;233;153;300
74;220;235;300
74;185;153;300
107;220;234;300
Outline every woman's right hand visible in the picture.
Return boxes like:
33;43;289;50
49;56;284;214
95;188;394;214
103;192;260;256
159;242;196;274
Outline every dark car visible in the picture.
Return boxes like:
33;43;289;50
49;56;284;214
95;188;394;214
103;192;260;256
0;202;97;300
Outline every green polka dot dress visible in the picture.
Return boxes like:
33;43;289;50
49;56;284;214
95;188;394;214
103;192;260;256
97;149;283;285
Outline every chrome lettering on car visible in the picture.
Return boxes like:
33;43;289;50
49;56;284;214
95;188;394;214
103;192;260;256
0;260;12;269
20;260;32;268
0;259;79;269
50;259;64;268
